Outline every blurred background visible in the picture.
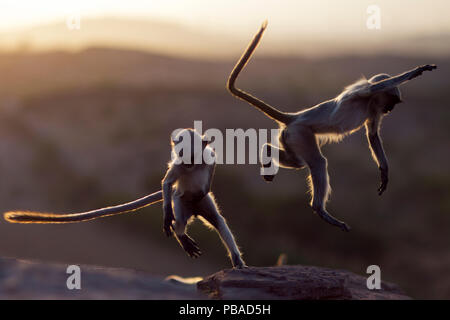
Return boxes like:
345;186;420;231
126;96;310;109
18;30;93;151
0;0;448;299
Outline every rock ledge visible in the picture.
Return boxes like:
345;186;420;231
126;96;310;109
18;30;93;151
197;265;410;300
0;257;410;299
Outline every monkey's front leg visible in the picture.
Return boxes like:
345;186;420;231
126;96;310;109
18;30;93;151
378;166;389;196
162;166;181;236
367;129;389;196
408;64;438;81
368;64;437;94
163;204;175;237
162;183;175;237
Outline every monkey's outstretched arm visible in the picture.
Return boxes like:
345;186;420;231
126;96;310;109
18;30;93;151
4;191;162;224
162;165;179;237
227;21;293;124
365;118;388;195
364;64;437;95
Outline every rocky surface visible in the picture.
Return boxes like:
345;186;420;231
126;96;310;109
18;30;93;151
0;257;202;299
197;266;410;300
0;257;410;299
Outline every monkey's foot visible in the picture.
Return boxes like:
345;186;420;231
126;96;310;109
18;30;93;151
233;260;247;269
232;255;246;268
179;234;202;258
262;174;275;183
332;220;351;232
313;207;351;232
340;222;351;232
328;221;351;232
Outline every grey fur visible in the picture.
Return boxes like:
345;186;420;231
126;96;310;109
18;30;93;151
4;128;246;268
227;21;437;232
163;129;246;267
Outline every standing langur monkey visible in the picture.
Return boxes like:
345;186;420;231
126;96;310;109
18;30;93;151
227;21;437;232
4;129;246;268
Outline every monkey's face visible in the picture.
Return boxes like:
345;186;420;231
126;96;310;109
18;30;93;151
171;128;209;164
382;87;403;114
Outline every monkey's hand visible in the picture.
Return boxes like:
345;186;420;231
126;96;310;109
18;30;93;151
378;166;389;196
410;64;437;80
163;204;175;237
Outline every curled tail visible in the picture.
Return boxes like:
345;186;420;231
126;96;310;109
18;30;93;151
4;191;163;224
227;20;293;125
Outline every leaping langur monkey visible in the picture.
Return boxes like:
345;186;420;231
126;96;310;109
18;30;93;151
227;21;437;232
4;128;246;268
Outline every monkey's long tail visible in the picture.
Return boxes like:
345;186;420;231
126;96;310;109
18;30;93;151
227;20;294;125
4;191;163;224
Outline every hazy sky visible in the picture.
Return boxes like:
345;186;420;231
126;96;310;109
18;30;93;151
1;0;450;38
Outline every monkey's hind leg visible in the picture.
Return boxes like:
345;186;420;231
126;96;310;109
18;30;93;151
172;197;202;258
197;193;246;268
307;155;350;232
175;233;202;258
289;130;350;232
260;143;305;182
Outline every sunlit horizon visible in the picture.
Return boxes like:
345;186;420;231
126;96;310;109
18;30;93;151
2;0;450;34
1;0;450;58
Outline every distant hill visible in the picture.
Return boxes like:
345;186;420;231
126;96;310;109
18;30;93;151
0;18;240;58
1;17;450;58
0;47;446;98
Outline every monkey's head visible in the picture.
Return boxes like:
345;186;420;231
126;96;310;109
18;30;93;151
171;128;210;165
369;73;403;114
